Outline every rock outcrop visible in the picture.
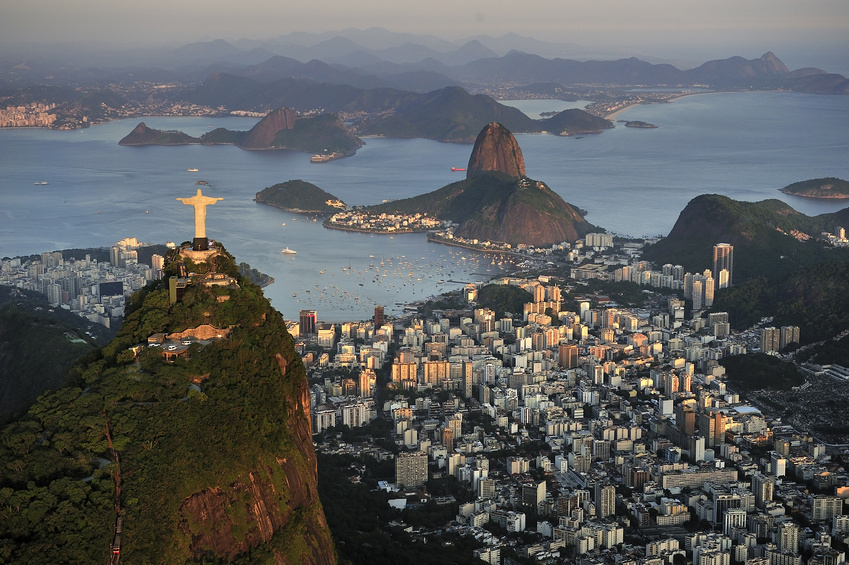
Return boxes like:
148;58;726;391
240;106;298;149
452;174;595;246
466;122;526;179
368;123;597;247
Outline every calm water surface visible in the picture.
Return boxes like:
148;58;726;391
2;92;847;320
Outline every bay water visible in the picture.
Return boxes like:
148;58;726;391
1;92;847;321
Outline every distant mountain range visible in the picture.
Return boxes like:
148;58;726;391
178;49;848;97
3;28;846;96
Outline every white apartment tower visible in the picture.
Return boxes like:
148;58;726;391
713;243;734;288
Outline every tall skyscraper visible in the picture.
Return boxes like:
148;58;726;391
713;243;734;288
374;305;385;328
463;362;474;398
299;309;317;338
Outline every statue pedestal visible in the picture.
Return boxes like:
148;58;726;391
192;237;209;251
179;246;219;264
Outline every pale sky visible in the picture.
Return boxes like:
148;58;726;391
2;0;847;70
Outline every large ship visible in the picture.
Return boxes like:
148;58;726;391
281;247;297;255
451;166;466;172
310;153;338;163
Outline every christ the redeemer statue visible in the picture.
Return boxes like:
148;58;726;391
177;188;223;251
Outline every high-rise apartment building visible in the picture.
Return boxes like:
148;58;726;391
751;472;775;508
559;343;578;368
699;410;725;447
713;243;734;288
595;483;616;518
778;522;800;553
692;279;704;310
780;326;800;349
374;305;385;328
761;327;781;353
396;451;428;488
358;369;375;398
299;309;317;338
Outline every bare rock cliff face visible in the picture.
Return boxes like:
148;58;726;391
241;107;298;149
175;354;335;564
466;122;526;179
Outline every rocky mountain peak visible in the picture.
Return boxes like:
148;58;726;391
760;52;790;75
466;122;526;180
241;106;298;149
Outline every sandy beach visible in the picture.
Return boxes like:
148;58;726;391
604;91;715;120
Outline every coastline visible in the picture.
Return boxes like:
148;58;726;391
255;199;335;215
426;234;522;258
604;91;716;120
322;222;429;235
778;190;849;200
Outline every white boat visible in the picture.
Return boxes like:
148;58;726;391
187;168;199;172
281;247;297;255
34;180;48;185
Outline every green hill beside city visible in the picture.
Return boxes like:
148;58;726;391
641;194;849;282
712;261;849;344
0;246;335;564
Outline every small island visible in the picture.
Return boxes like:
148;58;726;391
621;120;658;128
541;108;614;137
255;180;347;214
779;177;849;199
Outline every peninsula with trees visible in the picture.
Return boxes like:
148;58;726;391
779;177;849;198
